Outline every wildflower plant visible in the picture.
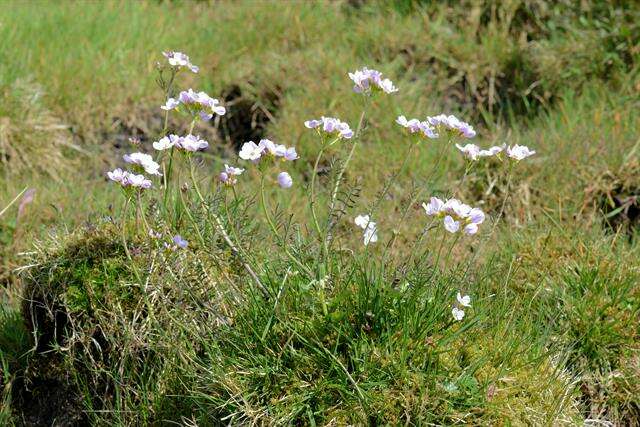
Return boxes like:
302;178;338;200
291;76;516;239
105;54;536;323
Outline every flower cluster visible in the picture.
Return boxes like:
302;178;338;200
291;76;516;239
152;134;209;152
304;117;354;139
455;143;504;161
161;88;226;121
426;114;476;139
349;67;398;94
162;51;199;73
423;197;485;235
354;214;378;245
123;152;162;175
455;143;536;162
238;139;298;162
107;168;152;189
396;115;438;139
238;139;298;188
219;164;244;186
452;292;471;321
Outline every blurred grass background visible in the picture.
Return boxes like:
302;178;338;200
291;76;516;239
0;0;639;424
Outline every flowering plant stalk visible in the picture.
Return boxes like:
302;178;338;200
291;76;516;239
105;57;536;324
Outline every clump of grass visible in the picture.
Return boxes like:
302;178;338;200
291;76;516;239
13;222;585;424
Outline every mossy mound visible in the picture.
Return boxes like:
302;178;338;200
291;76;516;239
15;224;239;424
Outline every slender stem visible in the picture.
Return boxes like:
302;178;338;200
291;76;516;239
180;157;207;248
260;173;314;278
188;159;269;297
120;196;143;284
163;147;175;209
136;191;152;235
224;190;248;260
310;145;326;242
121;197;133;262
490;165;514;235
325;108;367;251
387;139;450;253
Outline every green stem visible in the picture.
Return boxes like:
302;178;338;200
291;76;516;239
190;159;269;298
490;165;514;235
260;173;314;278
326;108;367;251
310;145;326;242
120;196;143;284
387;138;451;254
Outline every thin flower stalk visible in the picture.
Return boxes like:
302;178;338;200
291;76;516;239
259;173;314;277
188;158;270;298
326;103;369;251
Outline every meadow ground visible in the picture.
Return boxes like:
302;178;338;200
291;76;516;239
0;1;639;425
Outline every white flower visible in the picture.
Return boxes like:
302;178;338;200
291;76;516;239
363;223;378;245
378;78;398;94
443;215;460;233
161;98;180;111
123;152;162;176
176;134;209;152
444;199;471;218
349;67;398;94
452;307;465;321
259;139;279;156
424;196;485;235
427;114;475;138
239;141;263;161
506;144;535;161
162;51;199;73
277;171;293;188
305;117;353;139
456;292;471;307
354;214;371;228
422;197;445;216
397;115;438;139
219;164;244;185
123;173;152;189
153;134;180;151
107;168;127;183
172;88;226;120
456;143;481;160
355;214;378;245
479;144;505;157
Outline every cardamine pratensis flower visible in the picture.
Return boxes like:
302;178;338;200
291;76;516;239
175;134;209;152
455;143;505;161
277;171;293;188
219;164;244;186
153;134;181;151
123;152;162;176
161;88;226;121
348;67;398;94
354;214;378;245
452;307;465;321
304;117;354;139
239;139;298;162
162;51;199;73
506;144;535;161
427;114;476;139
107;168;152;189
396;115;439;139
423;197;485;235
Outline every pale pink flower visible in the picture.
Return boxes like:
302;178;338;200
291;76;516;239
506;144;535;161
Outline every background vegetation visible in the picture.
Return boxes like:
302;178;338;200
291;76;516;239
1;0;639;425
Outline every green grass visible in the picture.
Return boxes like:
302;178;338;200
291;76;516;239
0;0;639;424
